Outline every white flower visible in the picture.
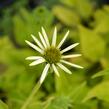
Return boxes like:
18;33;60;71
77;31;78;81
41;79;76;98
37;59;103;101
25;27;83;84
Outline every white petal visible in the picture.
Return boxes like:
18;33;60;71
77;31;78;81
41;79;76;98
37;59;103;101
61;43;79;54
29;58;45;66
61;60;84;69
62;54;82;59
41;27;50;47
52;27;57;46
38;32;47;48
26;56;43;60
25;40;43;54
52;64;60;77
40;64;50;84
31;34;44;50
57;30;69;48
57;63;72;74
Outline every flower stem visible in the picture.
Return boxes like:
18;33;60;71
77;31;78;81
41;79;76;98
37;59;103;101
21;81;41;109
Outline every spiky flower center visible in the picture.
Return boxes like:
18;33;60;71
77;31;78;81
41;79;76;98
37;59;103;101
43;47;61;64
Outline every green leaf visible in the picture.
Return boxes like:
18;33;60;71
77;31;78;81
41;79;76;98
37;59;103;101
101;49;109;68
70;82;89;103
13;12;32;46
28;102;43;109
0;37;44;108
83;81;109;102
43;96;71;109
60;0;93;18
74;0;93;18
55;70;85;95
0;37;14;63
52;5;80;26
13;7;54;46
0;100;8;109
59;0;75;7
73;99;98;109
33;6;54;27
92;69;109;79
94;6;109;33
79;25;105;62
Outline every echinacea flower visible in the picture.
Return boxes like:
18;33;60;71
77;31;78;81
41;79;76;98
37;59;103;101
25;27;83;84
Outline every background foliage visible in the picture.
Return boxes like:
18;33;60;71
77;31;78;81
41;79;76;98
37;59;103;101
0;0;109;109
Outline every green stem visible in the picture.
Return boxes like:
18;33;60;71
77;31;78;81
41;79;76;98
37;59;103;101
21;81;41;109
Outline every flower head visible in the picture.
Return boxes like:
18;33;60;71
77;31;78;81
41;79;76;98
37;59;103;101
25;27;83;84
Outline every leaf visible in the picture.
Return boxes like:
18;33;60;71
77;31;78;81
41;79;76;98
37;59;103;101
33;6;54;27
59;0;75;7
55;70;85;95
0;100;8;109
94;7;109;33
92;69;109;79
60;0;93;18
79;25;105;62
101;49;109;68
73;99;98;109
43;96;71;109
70;82;89;103
74;0;93;18
0;37;44;108
28;102;43;109
83;81;109;102
13;13;32;46
52;5;80;26
0;37;14;63
13;7;54;46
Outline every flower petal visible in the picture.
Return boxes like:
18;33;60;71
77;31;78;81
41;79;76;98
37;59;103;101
26;56;43;60
29;58;45;66
62;54;82;59
25;40;43;54
31;34;44;50
40;64;50;84
61;43;79;54
61;60;84;69
38;32;47;48
41;27;50;47
52;64;60;77
57;30;69;48
52;27;57;46
57;63;72;74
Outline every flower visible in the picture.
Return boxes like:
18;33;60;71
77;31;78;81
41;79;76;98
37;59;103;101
25;27;83;84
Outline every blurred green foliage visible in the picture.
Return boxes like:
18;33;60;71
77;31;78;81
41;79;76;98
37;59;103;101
13;6;54;46
0;0;109;109
0;100;8;109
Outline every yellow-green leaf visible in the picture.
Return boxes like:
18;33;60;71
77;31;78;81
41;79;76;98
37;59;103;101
60;0;93;18
52;5;80;26
74;0;93;18
0;100;8;109
92;69;109;79
83;81;109;102
79;25;105;62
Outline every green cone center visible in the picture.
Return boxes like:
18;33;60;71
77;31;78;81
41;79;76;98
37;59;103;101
43;47;61;64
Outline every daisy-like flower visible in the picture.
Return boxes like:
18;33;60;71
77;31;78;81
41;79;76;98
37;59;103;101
25;27;83;84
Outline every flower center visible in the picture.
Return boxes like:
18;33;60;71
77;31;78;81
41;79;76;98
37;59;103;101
43;47;61;64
